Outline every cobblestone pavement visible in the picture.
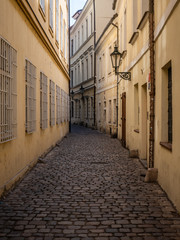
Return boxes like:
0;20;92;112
0;125;180;240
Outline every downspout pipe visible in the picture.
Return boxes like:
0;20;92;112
149;0;155;168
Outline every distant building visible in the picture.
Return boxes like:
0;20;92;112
70;0;114;128
0;0;70;196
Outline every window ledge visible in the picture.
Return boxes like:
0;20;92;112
160;142;172;151
134;129;139;133
49;26;54;38
137;11;149;30
39;5;46;22
129;31;139;45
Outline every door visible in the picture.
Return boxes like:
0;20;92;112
121;92;126;147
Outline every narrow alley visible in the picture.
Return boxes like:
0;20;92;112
0;125;180;240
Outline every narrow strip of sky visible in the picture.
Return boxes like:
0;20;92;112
70;0;87;26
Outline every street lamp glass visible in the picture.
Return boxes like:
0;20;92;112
110;46;122;69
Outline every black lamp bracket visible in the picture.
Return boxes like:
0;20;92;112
116;71;131;81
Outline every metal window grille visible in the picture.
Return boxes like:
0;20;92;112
40;72;48;129
0;37;17;143
91;97;94;119
25;59;36;134
109;100;112;123
61;89;64;122
56;0;59;43
49;80;55;126
40;0;45;14
168;67;172;143
49;0;53;30
56;85;61;124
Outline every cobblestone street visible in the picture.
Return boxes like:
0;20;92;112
0;125;180;240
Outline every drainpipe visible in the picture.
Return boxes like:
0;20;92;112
93;0;96;127
149;0;155;168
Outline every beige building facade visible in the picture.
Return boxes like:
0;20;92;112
96;0;180;212
0;0;70;196
70;0;114;128
70;0;95;127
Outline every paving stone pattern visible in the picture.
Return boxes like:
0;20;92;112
0;125;180;240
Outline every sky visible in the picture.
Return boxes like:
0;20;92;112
70;0;87;26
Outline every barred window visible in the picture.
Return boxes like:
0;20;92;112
40;0;45;14
49;0;53;30
56;0;59;43
61;89;64;122
49;80;55;126
40;72;48;129
0;37;17;143
67;95;70;121
25;59;36;134
56;85;61;124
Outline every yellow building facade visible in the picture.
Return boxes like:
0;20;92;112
0;0;69;196
96;0;180;212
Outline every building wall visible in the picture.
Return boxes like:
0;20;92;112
70;0;95;128
96;0;180;212
0;0;69;196
154;0;180;212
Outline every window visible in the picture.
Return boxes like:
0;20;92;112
71;101;74;118
98;102;101;123
161;62;173;149
0;37;17;143
141;0;149;16
120;24;122;52
108;46;112;74
90;97;94;119
82;24;84;44
109;100;112;123
132;0;138;32
75;35;77;52
70;70;73;87
104;101;106;123
102;54;105;80
78;64;80;83
25;60;36;133
86;18;88;39
60;9;63;52
85;97;89;119
40;0;45;14
90;54;93;78
49;0;53;31
56;85;61;124
71;39;74;56
75;67;77;86
64;21;66;59
98;57;102;81
134;83;139;129
78;31;80;48
90;12;93;34
82;61;84;82
168;67;172;143
86;58;88;80
61;89;65;122
56;0;59;43
49;80;55;126
40;72;48;129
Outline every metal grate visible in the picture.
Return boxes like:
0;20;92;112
56;85;61;124
49;80;55;126
0;37;17;143
25;59;36;134
40;72;48;129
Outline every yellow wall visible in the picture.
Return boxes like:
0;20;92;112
154;0;180;212
0;0;69;195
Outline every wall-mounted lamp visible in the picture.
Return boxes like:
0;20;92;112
110;45;131;81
